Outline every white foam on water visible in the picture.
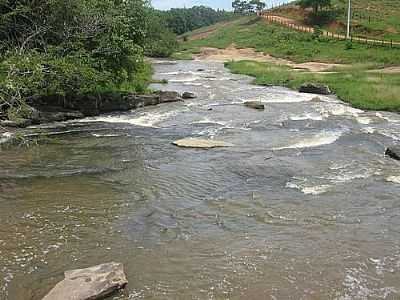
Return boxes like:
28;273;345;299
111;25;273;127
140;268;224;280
91;133;123;138
327;169;374;183
183;82;203;86
0;132;13;144
386;176;400;184
80;109;183;128
356;116;372;125
378;129;400;141
158;71;181;75
338;267;398;300
361;127;375;134
191;117;228;126
314;102;364;118
286;182;330;195
289;112;324;121
169;77;200;83
376;112;400;123
274;130;343;150
250;93;317;103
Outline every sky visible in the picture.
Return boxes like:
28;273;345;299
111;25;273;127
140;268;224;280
151;0;291;11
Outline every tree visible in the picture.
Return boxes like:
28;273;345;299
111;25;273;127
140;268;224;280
232;0;265;15
250;0;266;14
298;0;331;14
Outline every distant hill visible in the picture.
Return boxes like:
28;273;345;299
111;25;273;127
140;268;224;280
271;0;400;41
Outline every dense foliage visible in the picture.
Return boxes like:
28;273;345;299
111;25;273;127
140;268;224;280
160;6;234;35
232;0;266;15
0;0;181;120
298;0;332;13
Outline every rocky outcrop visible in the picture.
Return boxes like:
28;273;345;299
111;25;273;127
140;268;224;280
0;91;184;128
158;91;182;103
173;138;233;148
42;262;127;300
182;92;197;99
244;101;265;110
385;146;400;161
299;83;331;95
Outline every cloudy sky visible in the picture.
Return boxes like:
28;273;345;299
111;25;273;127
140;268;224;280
151;0;290;10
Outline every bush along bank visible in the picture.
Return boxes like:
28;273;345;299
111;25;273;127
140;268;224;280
0;0;180;126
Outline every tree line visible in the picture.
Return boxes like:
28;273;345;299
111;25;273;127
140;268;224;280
159;6;234;36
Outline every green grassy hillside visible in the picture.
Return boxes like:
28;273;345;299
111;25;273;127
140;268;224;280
175;16;400;65
272;0;400;41
174;16;400;111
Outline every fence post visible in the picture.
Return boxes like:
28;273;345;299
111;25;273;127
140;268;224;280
391;40;393;48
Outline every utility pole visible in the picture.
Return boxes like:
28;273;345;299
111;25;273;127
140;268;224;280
346;0;351;39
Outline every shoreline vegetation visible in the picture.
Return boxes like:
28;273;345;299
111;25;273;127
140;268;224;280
0;1;232;128
174;16;400;112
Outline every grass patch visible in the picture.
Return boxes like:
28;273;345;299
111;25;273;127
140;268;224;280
226;60;400;112
170;51;194;60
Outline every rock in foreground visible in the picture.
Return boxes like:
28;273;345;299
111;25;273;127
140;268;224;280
299;83;331;95
42;262;127;300
244;101;265;110
385;146;400;161
173;138;233;149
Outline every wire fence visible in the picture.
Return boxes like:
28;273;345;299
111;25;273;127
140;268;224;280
263;14;400;49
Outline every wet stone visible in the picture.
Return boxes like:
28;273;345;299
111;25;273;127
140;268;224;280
42;262;127;300
173;138;233;148
182;92;197;99
385;146;400;161
244;101;265;110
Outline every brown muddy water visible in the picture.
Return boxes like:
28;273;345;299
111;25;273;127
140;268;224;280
1;60;400;300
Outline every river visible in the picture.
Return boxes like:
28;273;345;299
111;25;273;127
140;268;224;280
1;59;400;299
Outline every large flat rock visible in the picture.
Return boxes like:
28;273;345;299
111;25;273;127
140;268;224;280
173;138;233;149
42;262;127;300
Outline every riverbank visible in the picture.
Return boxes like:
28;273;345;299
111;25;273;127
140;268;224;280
174;16;400;112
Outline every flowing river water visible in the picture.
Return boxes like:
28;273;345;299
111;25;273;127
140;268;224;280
1;59;400;299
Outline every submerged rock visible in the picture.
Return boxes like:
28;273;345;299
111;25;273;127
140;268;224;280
244;101;265;110
42;262;127;300
299;83;331;95
173;138;233;148
385;146;400;161
182;92;197;99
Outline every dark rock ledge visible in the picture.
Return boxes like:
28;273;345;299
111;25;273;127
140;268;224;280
0;91;182;128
